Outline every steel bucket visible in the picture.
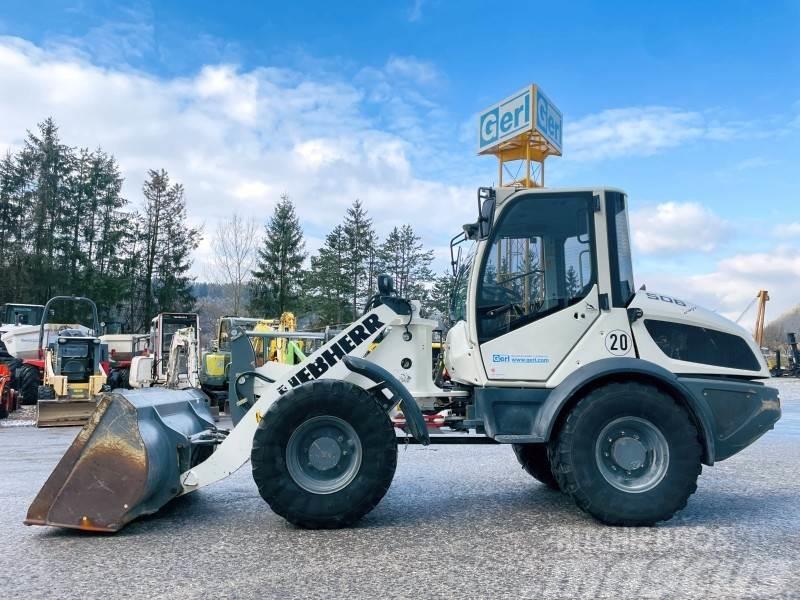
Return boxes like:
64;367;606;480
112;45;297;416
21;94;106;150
25;388;215;532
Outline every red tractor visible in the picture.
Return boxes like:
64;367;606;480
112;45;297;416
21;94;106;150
0;362;20;419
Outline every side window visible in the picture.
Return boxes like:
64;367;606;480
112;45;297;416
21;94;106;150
606;192;635;307
563;234;592;299
219;321;230;351
477;194;596;341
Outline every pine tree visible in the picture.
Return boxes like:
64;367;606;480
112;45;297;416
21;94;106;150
251;194;306;315
0;151;25;301
140;169;169;327
153;182;201;315
343;199;377;320
429;271;458;322
565;265;581;298
139;170;200;328
308;225;352;325
21;118;74;301
379;224;435;302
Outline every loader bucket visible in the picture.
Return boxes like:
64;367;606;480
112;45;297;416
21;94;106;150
36;398;97;428
25;387;214;532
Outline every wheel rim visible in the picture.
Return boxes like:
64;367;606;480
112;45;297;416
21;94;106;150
595;416;669;493
286;415;363;494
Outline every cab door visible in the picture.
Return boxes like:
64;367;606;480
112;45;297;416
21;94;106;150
476;192;600;381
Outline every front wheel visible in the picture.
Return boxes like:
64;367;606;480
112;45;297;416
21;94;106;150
551;382;702;526
16;365;40;405
251;379;397;529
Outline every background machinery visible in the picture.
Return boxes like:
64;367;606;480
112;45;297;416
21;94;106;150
34;296;108;427
0;303;46;359
148;313;200;385
25;84;781;533
0;361;19;419
200;312;322;411
128;313;200;389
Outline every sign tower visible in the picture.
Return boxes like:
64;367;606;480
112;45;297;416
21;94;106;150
477;84;562;188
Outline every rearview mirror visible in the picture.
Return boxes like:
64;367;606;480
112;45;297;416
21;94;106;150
477;187;496;239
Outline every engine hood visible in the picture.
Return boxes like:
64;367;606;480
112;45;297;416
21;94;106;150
629;290;770;378
629;291;750;337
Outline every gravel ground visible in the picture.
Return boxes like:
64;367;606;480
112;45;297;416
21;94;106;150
1;380;798;599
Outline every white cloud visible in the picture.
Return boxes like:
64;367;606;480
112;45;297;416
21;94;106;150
0;36;477;276
385;56;439;85
637;246;800;328
408;0;425;22
566;107;705;161
630;201;728;254
565;106;789;162
773;222;800;238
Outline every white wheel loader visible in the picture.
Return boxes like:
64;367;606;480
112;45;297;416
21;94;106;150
25;186;780;532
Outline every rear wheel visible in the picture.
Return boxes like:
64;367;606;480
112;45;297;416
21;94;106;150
512;443;559;490
551;382;702;526
251;379;397;529
16;365;40;405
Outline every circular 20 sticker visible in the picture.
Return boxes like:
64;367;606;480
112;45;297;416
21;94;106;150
605;329;631;356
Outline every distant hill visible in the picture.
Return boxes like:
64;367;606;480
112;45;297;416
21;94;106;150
763;306;800;350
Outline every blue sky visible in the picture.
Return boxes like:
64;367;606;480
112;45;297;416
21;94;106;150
0;0;799;322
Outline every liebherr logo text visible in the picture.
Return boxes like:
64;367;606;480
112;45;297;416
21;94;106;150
277;313;385;395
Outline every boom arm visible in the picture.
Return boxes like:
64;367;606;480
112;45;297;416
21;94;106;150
178;303;407;493
165;326;200;389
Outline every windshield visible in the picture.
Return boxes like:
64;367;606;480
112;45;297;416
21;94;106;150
3;304;44;326
450;242;475;322
219;318;264;351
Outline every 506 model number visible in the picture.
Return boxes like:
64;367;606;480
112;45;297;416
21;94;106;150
645;292;687;307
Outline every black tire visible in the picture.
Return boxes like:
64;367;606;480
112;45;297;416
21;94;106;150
16;365;40;405
0;404;7;419
252;379;397;529
550;382;702;526
108;368;130;390
512;443;560;490
38;385;56;400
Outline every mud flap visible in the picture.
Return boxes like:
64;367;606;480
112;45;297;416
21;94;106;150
25;388;214;532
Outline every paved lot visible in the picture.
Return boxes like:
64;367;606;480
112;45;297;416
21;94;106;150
1;381;799;599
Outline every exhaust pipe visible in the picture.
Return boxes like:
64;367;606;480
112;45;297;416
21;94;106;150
25;388;216;532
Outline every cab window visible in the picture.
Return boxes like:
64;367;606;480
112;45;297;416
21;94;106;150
219;320;231;351
477;193;596;342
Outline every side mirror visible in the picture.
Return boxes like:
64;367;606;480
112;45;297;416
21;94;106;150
377;274;395;296
477;187;496;239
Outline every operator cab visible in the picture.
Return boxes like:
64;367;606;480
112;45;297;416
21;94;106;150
447;187;635;384
0;303;45;327
39;298;105;384
53;333;102;383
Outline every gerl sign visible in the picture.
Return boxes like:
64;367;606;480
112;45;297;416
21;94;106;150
478;85;562;155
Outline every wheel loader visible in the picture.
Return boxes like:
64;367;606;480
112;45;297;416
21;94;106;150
34;296;109;427
25;84;780;531
25;185;781;532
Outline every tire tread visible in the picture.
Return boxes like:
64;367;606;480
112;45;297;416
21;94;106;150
550;382;702;526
